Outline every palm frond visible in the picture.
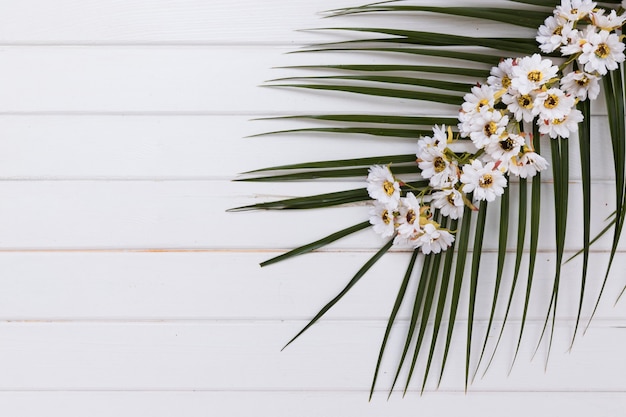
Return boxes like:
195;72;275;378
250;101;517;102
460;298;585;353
236;0;626;394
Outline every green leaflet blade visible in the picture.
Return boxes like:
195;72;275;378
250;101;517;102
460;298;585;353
267;84;463;106
388;250;433;398
260;221;371;267
571;99;591;347
256;114;459;126
311;28;539;54
421;219;458;392
279;64;489;79
370;249;419;400
467;201;488;389
249;126;432;139
295;47;501;66
244;154;417;173
474;184;509;381
237;164;422;182
510;127;542;372
268;74;473;93
282;238;394;350
484;178;527;376
405;220;445;395
229;181;427;211
329;6;549;28
587;64;626;329
438;202;474;386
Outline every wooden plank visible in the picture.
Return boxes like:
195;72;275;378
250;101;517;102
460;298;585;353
0;251;623;321
0;115;617;180
0;321;622;391
0;391;622;417
0;0;535;44
0;180;618;251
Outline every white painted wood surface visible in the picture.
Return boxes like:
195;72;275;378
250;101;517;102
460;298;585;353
0;0;624;415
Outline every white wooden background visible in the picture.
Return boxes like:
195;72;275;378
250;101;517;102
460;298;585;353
0;0;624;415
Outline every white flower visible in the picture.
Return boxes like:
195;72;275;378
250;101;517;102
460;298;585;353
416;125;448;158
560;70;600;100
369;202;397;238
537;15;574;53
460;160;507;202
511;54;559;95
467;107;509;148
487;58;515;91
534;88;576;121
431;188;465;219
502;91;538;123
578;30;625;75
461;84;497;115
418;150;459;189
395;192;422;238
589;8;626;31
555;0;597;22
366;165;400;205
484;133;525;167
508;151;549;178
538;108;584;138
413;223;455;254
560;25;596;56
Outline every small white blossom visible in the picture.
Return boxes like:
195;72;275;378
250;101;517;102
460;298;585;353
460;160;507;202
535;88;576;121
589;9;626;31
538;108;584;138
467;107;509;148
578;30;625;75
560;70;601;100
396;193;423;238
560;25;596;56
502;91;538;123
508;151;549;178
461;84;497;115
369;202;397;238
555;0;597;22
366;165;400;205
484;133;525;167
511;54;559;95
413;223;455;254
487;58;515;91
416;125;449;158
537;15;574;53
431;188;465;219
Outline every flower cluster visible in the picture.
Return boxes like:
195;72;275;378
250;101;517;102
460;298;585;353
367;165;455;254
366;0;625;254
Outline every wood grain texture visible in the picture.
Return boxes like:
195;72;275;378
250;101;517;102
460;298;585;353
0;392;623;417
0;0;624;414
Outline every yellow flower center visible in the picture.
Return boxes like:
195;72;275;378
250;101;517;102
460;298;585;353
596;43;610;58
553;26;563;36
433;156;447;173
544;94;559;109
406;209;416;225
484;121;498;137
552;118;565;125
381;210;391;225
479;174;494;188
502;76;511;89
446;193;456;205
383;180;396;196
571;8;578;14
517;94;533;109
527;70;542;83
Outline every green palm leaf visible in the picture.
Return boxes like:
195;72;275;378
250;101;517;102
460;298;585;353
235;0;626;394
